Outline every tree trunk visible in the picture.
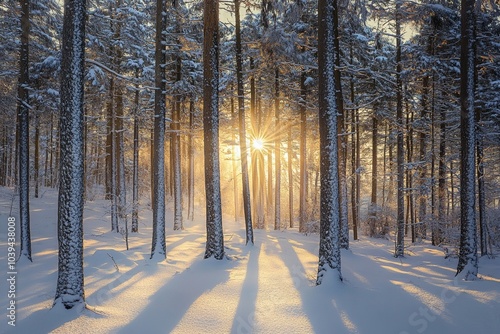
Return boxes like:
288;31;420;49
203;0;224;260
187;99;195;221
132;71;140;233
234;0;253;244
436;103;446;246
173;19;183;230
476;110;487;257
394;0;405;258
54;0;86;309
332;0;348;249
274;68;281;230
288;120;294;228
316;0;342;285
105;78;113;201
456;0;478;279
34;109;40;199
151;0;167;259
299;70;307;233
18;0;31;261
369;111;378;237
349;44;359;240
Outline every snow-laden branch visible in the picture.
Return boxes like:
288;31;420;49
85;59;156;91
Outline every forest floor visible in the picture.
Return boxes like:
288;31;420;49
1;186;499;334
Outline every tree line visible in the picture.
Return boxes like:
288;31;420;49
0;0;499;309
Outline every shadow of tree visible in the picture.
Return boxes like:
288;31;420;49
118;253;236;333
230;243;261;334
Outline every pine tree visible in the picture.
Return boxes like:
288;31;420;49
54;0;86;309
316;0;342;285
203;0;224;260
234;0;254;245
456;0;478;280
18;0;32;262
151;0;167;259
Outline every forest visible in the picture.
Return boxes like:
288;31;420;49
0;0;500;332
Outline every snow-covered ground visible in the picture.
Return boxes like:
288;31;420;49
1;187;499;334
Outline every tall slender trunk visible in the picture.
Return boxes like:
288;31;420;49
132;71;140;233
299;70;307;233
187;98;195;221
106;79;113;202
173;9;183;230
274;68;281;230
203;0;224;260
418;74;430;240
456;0;478;279
18;0;31;261
394;0;405;258
369;111;378;237
332;0;348;249
231;87;238;222
477;110;487;256
316;0;342;285
235;0;253;243
437;102;446;246
288;120;294;228
151;0;167;259
349;43;358;239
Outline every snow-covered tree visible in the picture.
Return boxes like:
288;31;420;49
151;0;167;259
17;0;32;262
316;0;343;285
54;0;86;309
203;0;224;260
456;0;478;280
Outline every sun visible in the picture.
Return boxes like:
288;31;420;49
252;138;264;151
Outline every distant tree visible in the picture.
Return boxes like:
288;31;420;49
54;0;86;309
316;0;343;285
456;0;478;280
203;0;224;260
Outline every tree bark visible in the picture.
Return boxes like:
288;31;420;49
316;0;342;285
151;0;167;259
394;0;405;258
234;0;253;244
132;70;140;233
299;70;307;233
274;68;281;230
203;0;224;260
18;0;31;261
54;0;86;309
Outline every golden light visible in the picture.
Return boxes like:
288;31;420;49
253;138;264;151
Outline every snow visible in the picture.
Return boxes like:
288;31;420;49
1;187;500;333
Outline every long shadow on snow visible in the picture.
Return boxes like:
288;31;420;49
229;243;261;334
118;252;236;333
276;236;348;334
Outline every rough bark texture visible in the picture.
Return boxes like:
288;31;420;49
456;0;478;279
316;0;342;285
54;0;86;309
395;0;405;258
332;0;348;249
151;0;167;259
18;0;31;261
132;73;139;233
203;0;224;260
